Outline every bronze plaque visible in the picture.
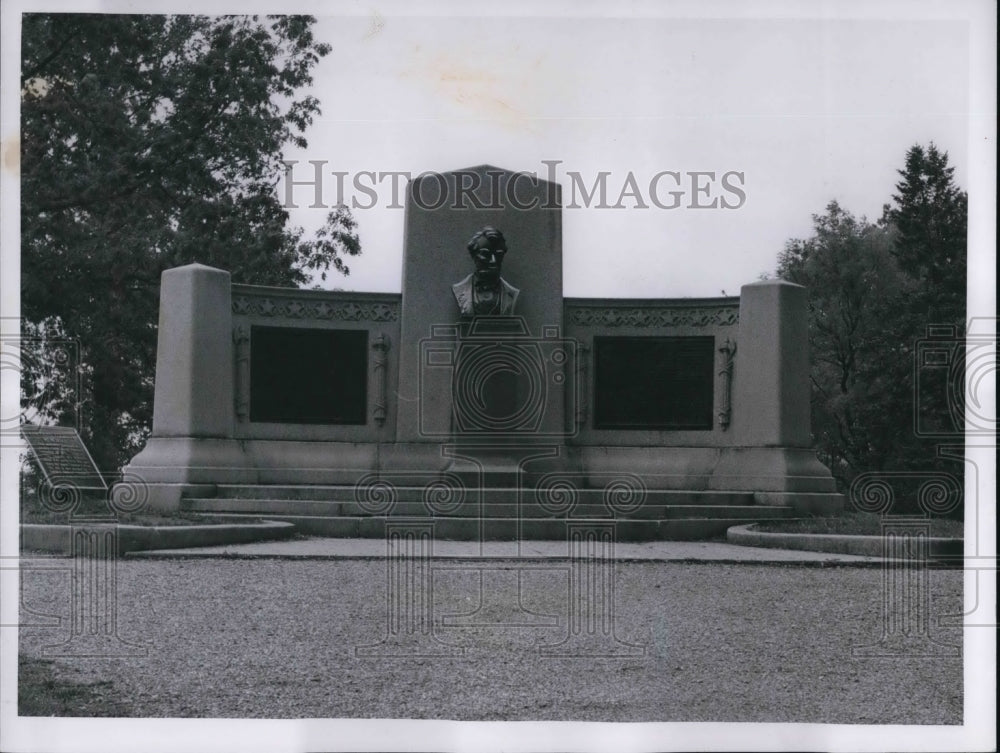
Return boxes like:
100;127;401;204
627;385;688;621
593;336;714;430
250;326;368;425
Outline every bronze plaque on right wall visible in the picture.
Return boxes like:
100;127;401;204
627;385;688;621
593;336;715;430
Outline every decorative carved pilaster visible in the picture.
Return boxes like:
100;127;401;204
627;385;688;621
575;344;590;428
717;337;736;430
233;325;251;422
372;333;390;426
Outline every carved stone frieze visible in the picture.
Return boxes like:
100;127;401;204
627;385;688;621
567;305;738;328
232;294;399;322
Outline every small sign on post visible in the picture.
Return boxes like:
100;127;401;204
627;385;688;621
19;424;107;492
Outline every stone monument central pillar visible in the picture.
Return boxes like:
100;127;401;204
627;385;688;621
392;165;567;485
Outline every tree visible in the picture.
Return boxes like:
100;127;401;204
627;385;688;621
884;143;969;447
21;14;360;471
779;145;968;515
884;142;967;326
778;202;909;482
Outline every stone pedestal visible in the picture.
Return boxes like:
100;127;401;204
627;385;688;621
152;263;236;437
395;166;565;447
705;278;837;497
120;264;252;510
730;279;810;447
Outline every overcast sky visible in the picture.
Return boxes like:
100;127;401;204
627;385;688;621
280;7;973;298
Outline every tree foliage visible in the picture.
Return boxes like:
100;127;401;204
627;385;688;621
884;142;967;325
778;203;909;479
779;144;967;513
21;14;360;470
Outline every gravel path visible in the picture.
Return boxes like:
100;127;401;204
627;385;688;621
18;558;962;723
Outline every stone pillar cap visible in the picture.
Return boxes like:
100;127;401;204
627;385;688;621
742;278;805;289
165;262;228;273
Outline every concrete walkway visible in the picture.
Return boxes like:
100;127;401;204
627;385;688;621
130;536;884;564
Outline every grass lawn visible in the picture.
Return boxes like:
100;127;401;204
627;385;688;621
18;658;133;716
20;506;246;527
753;511;963;537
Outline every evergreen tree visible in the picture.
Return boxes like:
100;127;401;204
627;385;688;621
884;142;967;325
884;143;968;446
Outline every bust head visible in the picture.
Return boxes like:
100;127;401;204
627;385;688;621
453;226;519;316
467;226;507;286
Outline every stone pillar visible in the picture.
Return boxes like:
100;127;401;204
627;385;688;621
394;165;563;445
729;280;810;447
119;263;251;506
709;279;842;497
152;263;235;438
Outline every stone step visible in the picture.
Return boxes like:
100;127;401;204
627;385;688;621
206;485;756;506
186;513;797;541
753;492;846;515
183;497;794;520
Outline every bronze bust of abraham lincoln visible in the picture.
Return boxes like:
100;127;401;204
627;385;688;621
452;226;520;316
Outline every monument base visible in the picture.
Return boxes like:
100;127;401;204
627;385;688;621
126;440;839;490
120;438;844;518
575;445;839;493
